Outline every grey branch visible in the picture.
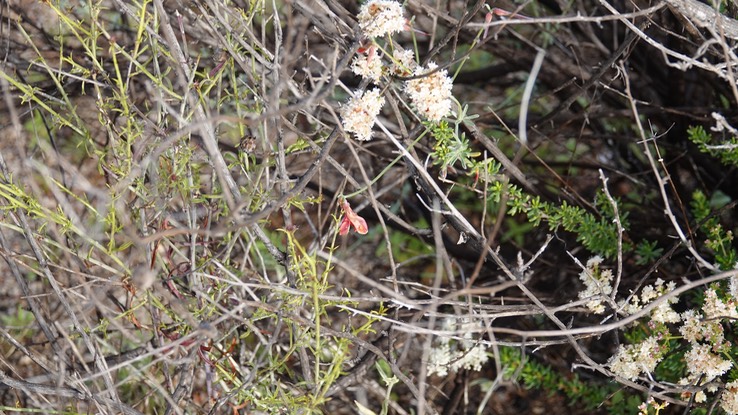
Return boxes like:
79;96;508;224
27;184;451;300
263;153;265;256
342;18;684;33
666;0;738;39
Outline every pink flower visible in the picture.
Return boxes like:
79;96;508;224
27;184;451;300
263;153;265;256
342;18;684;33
339;199;368;235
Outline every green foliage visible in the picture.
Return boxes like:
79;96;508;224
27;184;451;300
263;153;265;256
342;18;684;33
485;182;628;258
688;125;738;167
691;190;737;270
431;120;480;172
653;341;687;382
634;240;664;265
429;118;627;258
497;347;644;414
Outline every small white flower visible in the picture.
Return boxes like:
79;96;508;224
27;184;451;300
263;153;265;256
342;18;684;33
340;88;385;141
358;0;406;38
730;273;738;298
607;336;663;381
651;301;681;323
427;341;452;377
679;310;725;345
391;47;416;75
450;343;488;372
352;51;383;81
426;318;489;376
618;297;641;315
586;255;604;269
405;62;454;122
685;343;732;382
577;256;613;314
702;288;738;320
722;381;738;415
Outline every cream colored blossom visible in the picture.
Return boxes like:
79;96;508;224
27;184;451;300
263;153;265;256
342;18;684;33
685;343;732;382
427;318;489;376
427;341;452;377
619;278;679;322
651;301;681;323
405;62;453;122
391;47;416;75
352;52;383;81
577;256;613;314
340;88;385;141
451;343;488;372
357;0;406;38
680;309;725;345
607;336;663;381
722;381;738;415
702;288;738;320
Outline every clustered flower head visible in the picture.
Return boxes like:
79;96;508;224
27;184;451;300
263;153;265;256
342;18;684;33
723;381;738;415
427;318;489;377
607;336;664;381
607;278;738;410
684;343;732;383
679;309;724;345
577;255;613;314
675;286;737;405
340;88;385;141
618;277;680;323
702;287;738;320
404;62;454;122
342;2;457;142
391;47;417;75
351;46;383;81
357;0;406;38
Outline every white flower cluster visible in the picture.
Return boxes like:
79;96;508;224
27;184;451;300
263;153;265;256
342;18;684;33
607;281;738;410
405;62;454;122
357;0;406;38
702;287;738;320
341;2;457;140
427;318;489;377
684;343;732;383
726;268;738;414
351;52;383;82
676;287;737;407
723;381;738;415
340;89;385;141
618;278;680;323
350;46;416;82
391;47;416;76
577;256;613;314
607;336;664;381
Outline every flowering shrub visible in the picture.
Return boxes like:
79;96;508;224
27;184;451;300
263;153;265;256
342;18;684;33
596;274;738;411
341;0;455;142
5;0;738;414
340;1;738;413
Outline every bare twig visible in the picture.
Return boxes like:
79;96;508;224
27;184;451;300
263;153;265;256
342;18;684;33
620;63;716;271
665;0;738;39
